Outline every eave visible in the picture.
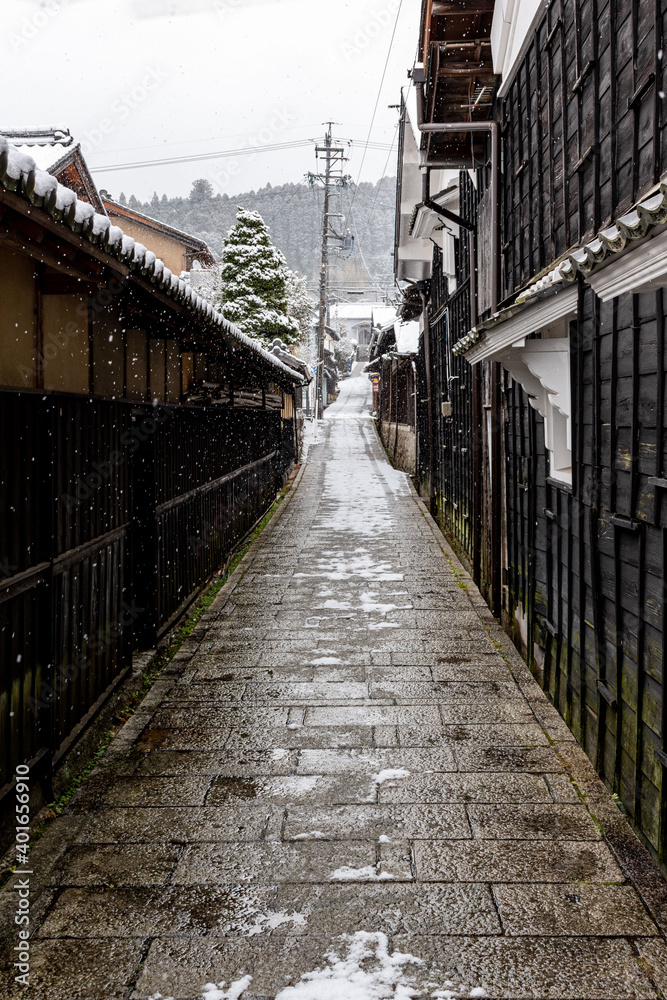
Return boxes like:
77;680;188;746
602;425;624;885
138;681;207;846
0;137;304;387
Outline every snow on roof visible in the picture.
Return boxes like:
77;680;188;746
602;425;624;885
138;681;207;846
330;302;376;320
453;178;667;357
103;197;215;255
372;307;397;327
2;127;76;174
0;136;303;384
9;144;64;172
395;320;420;355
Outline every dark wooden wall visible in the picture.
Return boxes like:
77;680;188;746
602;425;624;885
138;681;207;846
494;0;667;860
420;175;502;606
501;0;666;301
378;357;415;428
502;280;667;858
0;391;293;797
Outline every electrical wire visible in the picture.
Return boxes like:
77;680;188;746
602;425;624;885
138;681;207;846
348;0;404;214
356;125;399;247
93;138;395;173
266;182;307;227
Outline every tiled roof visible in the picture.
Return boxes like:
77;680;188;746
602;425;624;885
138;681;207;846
453;178;667;356
103;197;216;257
0;137;304;384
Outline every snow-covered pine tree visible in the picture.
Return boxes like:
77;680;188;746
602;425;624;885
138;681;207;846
220;208;300;345
286;271;315;349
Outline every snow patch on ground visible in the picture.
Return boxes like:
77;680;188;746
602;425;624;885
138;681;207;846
373;768;411;784
330;864;396;882
300;417;320;463
360;601;399;614
202;976;254;999
292;830;328;839
244;909;307;936
294;548;403;583
270;776;320;794
309;656;343;665
330;864;381;881
150;979;254;1000
272;931;423;999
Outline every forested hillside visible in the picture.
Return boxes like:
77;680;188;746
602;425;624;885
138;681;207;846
116;176;397;287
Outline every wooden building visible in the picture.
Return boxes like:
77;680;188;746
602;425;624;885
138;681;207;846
102;196;217;276
394;0;667;863
0;135;306;839
366;318;419;476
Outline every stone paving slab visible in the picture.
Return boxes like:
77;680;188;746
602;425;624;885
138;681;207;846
172;841;388;885
412;840;623;882
294;746;457;773
377;772;554;803
132;934;659;999
282;803;472;840
268;883;502;936
49;843;181;887
455;745;566;772
5;373;667;999
398;722;551;747
134;749;299;776
494;884;659;936
75;806;276;843
465;803;602;840
205;773;378;806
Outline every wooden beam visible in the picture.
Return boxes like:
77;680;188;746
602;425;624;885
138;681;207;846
432;1;494;12
40;274;98;295
436;63;493;74
0;228;101;282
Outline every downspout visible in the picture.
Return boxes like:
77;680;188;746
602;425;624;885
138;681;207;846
411;357;418;479
419;285;436;516
402;279;436;513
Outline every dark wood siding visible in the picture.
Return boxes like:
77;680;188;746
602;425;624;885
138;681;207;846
500;280;667;859
501;0;665;301
0;391;292;796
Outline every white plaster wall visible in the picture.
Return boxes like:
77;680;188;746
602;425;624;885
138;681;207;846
492;0;546;89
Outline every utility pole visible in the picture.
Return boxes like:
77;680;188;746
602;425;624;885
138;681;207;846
308;123;352;418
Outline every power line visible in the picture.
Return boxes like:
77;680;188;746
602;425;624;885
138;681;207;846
357;125;399;247
266;182;307;227
97;123;397;157
349;0;404;214
93;137;395;173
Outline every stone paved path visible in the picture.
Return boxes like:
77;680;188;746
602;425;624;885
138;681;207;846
5;371;667;999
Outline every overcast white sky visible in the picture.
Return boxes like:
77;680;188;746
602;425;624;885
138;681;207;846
5;0;420;201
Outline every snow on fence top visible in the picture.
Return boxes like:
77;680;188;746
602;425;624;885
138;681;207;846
0;136;305;385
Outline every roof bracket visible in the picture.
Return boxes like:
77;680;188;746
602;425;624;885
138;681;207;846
424;197;475;233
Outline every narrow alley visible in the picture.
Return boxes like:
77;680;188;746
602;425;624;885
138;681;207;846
5;370;667;999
